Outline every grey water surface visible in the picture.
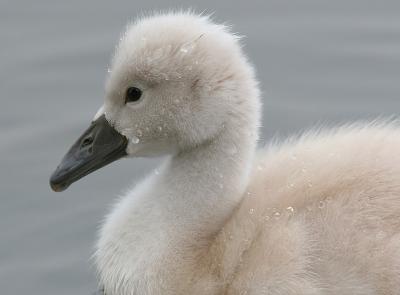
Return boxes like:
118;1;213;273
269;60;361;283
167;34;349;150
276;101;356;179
0;0;399;294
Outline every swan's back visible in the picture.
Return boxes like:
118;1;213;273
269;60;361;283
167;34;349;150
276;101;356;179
214;122;400;294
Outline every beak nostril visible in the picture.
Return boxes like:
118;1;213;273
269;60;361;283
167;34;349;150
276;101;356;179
81;137;94;148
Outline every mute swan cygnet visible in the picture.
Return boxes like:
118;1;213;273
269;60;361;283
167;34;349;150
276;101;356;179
50;12;400;295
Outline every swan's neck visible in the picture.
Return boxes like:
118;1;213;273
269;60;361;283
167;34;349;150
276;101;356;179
163;127;255;235
97;123;257;293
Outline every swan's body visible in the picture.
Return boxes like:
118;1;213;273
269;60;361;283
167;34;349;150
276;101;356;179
97;123;400;295
50;12;400;294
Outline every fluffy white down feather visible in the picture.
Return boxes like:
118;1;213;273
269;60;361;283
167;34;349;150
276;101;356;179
93;12;400;295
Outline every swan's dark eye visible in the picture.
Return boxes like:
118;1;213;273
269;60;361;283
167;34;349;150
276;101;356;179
125;87;142;103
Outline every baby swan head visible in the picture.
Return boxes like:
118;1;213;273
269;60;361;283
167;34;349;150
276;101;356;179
50;12;260;192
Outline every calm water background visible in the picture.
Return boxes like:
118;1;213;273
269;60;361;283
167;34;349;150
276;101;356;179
1;0;399;294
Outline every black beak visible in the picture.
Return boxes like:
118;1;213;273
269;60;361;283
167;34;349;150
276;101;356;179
50;115;128;192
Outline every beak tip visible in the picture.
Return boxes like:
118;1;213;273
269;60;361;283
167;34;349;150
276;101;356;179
49;174;69;192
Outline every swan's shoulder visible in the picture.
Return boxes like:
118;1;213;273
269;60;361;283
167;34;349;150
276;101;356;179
251;120;400;206
213;121;400;293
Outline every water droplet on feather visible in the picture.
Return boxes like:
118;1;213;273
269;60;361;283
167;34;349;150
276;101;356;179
273;212;281;219
286;206;294;213
131;136;140;144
